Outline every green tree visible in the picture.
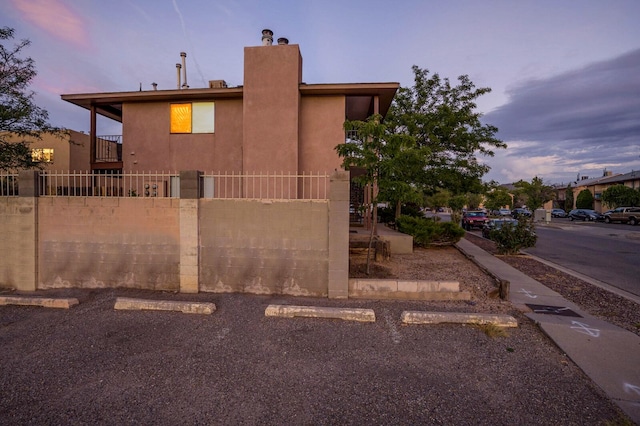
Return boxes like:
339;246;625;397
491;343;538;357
466;193;483;210
385;65;505;197
576;189;594;209
1;27;64;170
564;184;574;211
601;184;640;208
336;114;414;273
448;194;467;224
426;189;450;212
484;187;512;213
514;176;555;211
338;114;417;220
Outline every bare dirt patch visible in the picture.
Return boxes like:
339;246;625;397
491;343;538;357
350;232;640;336
349;245;513;314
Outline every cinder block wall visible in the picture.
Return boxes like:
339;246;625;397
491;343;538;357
0;197;38;291
199;199;330;296
0;171;349;297
37;197;181;290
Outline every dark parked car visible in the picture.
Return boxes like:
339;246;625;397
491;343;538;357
568;209;603;221
492;208;511;216
482;218;518;239
511;208;532;218
551;208;567;218
461;210;489;230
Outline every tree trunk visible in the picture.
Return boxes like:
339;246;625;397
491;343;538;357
395;200;402;219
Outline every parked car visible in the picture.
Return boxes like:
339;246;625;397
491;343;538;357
551;208;567;218
511;208;532;218
482;218;518;239
568;209;603;221
496;208;511;216
603;207;640;225
461;210;489;230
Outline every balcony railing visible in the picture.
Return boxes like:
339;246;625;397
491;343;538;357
95;135;122;163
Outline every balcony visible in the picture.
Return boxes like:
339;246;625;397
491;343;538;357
92;135;123;171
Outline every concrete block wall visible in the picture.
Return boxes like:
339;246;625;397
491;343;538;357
0;197;38;291
199;199;330;296
38;197;181;290
0;170;350;297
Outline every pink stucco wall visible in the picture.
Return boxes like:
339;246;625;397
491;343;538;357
122;99;243;172
299;96;345;172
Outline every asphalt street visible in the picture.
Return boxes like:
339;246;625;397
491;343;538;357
527;220;640;297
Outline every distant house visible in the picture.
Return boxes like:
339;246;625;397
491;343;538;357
552;170;640;212
593;171;640;210
60;30;398;180
0;130;90;172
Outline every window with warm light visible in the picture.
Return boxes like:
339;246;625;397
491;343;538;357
170;102;215;134
32;148;54;163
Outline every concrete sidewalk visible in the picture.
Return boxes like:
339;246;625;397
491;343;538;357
456;238;640;423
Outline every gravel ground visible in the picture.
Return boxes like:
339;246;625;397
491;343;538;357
0;241;634;425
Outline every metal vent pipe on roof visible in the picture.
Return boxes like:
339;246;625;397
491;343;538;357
180;52;188;89
262;29;273;46
152;82;158;91
277;37;289;45
176;63;182;89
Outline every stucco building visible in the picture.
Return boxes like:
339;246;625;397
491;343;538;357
61;30;398;177
1;130;90;172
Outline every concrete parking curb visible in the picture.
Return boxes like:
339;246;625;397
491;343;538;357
401;311;518;327
265;304;376;322
114;297;216;314
0;295;79;309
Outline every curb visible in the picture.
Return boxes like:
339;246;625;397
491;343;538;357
265;304;376;322
348;279;471;301
0;295;79;309
401;311;518;327
114;297;216;314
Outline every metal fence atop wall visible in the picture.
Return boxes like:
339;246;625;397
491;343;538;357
0;172;19;196
16;171;332;200
39;171;178;198
202;172;329;200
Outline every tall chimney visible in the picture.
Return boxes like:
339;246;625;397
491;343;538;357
176;63;181;89
180;52;188;89
277;37;289;45
262;29;273;46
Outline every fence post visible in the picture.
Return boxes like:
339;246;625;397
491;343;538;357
328;170;350;298
179;170;202;293
9;171;40;291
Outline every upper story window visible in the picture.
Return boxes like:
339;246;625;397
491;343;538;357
32;148;54;163
170;102;215;134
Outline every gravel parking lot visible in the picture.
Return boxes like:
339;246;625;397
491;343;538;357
0;287;629;425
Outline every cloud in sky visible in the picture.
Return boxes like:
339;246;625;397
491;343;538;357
10;0;90;49
2;0;640;181
483;48;640;184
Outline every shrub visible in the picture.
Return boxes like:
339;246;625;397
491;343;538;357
490;218;537;255
396;215;464;247
576;189;594;209
379;204;425;224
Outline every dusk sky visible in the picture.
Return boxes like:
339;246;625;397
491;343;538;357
2;0;639;184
